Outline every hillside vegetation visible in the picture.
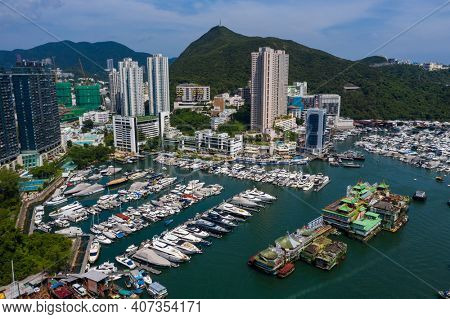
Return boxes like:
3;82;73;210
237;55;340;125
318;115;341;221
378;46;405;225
0;168;72;286
170;26;450;120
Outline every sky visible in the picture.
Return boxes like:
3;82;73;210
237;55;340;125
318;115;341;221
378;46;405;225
0;0;449;63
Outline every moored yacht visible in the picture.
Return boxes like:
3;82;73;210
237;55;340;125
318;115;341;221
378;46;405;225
149;240;190;263
159;234;202;254
115;255;137;269
45;195;68;206
217;203;252;218
88;241;101;263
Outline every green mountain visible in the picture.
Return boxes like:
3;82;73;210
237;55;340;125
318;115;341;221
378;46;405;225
170;26;450;120
0;41;176;78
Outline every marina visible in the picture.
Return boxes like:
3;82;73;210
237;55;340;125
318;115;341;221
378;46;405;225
24;137;450;298
155;154;331;191
355;122;450;173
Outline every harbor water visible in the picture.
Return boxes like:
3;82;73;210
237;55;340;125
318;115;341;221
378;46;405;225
57;139;450;298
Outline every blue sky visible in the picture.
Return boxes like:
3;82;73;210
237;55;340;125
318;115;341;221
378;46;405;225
1;0;449;63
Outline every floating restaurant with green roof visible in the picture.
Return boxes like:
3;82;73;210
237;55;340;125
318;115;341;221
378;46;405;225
322;181;408;241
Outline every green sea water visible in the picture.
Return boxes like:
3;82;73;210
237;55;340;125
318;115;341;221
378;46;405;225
59;139;450;298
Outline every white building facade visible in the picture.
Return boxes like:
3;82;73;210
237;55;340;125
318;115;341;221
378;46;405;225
250;47;289;132
108;68;120;113
113;115;139;154
118;58;144;117
147;54;170;115
179;130;243;157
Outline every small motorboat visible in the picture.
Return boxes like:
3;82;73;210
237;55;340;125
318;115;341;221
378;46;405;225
115;255;136;269
438;290;450;299
164;219;174;226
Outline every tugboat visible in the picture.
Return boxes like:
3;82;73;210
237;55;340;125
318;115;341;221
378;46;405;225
412;190;427;201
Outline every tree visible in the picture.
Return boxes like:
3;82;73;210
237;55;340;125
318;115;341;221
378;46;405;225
66;140;73;148
104;131;114;148
29;161;59;179
142;136;161;151
170;109;210;135
217;120;246;137
81;119;94;133
68;144;113;168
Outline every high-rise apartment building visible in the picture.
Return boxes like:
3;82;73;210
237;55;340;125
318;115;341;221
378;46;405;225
108;68;120;113
0;70;20;166
118;58;144;117
250;47;289;132
147;54;170;115
12;61;61;154
106;58;114;71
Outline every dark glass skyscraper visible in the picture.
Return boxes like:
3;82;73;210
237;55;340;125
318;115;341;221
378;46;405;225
305;108;327;154
12;61;61;153
0;69;20;165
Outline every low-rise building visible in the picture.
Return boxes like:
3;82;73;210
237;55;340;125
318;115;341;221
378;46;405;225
211;109;237;130
335;118;354;130
173;101;208;110
79;111;110;125
273;141;297;156
274;115;297;131
179;129;243;157
176;83;210;102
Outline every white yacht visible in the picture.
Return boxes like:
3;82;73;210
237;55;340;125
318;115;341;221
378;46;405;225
149;240;190;263
180;225;209;238
88;241;101;263
160;234;202;255
45;195;67;206
245;188;276;201
170;228;202;243
218;203;252;218
140;270;152;285
95;235;112;245
115;255;136;269
95;261;117;274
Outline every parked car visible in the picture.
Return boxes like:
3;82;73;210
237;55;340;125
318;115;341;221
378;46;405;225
72;283;87;296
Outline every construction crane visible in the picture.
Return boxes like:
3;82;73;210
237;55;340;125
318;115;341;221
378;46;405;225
78;57;87;84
